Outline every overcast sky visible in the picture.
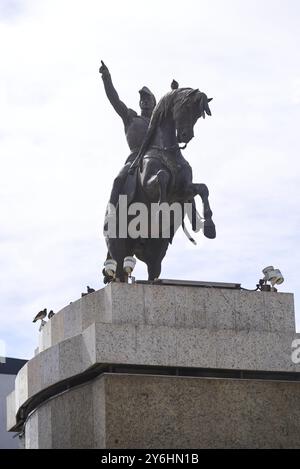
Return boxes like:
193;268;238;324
0;0;299;359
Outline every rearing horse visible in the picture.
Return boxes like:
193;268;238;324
104;87;216;282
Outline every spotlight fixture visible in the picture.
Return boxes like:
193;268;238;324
258;266;284;292
262;266;284;286
123;256;136;276
104;259;117;278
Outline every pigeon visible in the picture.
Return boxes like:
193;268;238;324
48;310;55;319
33;308;47;323
87;286;95;294
171;79;179;90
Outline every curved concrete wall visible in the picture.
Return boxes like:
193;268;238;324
25;373;300;449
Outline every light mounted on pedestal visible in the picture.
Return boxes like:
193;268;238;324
259;266;284;292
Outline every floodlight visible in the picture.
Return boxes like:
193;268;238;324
104;259;117;277
123;256;136;275
262;266;284;287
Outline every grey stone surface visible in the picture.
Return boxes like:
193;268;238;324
10;332;300;434
25;410;39;449
36;284;296;354
39;321;51;351
106;283;146;324
235;290;266;332
7;283;300;437
175;328;216;368
82;290;106;328
95;323;137;364
93;377;106;448
11;328;300;432
6;390;16;431
36;405;52;449
69;385;94;448
27;355;41;399
58;335;87;381
49;310;64;348
215;330;256;369
15;363;28;411
24;407;55;449
63;299;82;341
263;292;295;332
254;332;296;371
23;373;300;448
103;374;300;449
40;345;60;390
51;391;71;449
25;382;98;448
144;285;177;326
82;323;97;364
135;325;176;366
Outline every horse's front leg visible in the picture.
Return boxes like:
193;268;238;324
192;183;216;239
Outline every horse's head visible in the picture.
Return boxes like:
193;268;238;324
172;88;212;144
137;87;213;159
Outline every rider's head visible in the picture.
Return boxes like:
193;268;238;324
139;86;156;116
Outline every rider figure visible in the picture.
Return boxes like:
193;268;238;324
99;61;156;207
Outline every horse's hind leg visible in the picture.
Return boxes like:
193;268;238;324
146;239;169;281
147;260;162;281
192;183;216;239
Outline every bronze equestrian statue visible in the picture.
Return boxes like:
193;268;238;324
100;63;216;282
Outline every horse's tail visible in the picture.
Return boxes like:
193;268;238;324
182;220;197;245
191;198;203;232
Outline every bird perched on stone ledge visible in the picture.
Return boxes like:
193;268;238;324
33;308;47;332
82;286;95;297
33;308;47;323
48;310;55;319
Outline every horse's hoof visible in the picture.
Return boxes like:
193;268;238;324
204;219;216;239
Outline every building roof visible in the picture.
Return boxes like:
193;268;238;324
0;357;28;375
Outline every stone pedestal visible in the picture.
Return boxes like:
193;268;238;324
7;283;300;448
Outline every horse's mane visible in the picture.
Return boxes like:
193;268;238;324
137;88;200;160
151;88;199;125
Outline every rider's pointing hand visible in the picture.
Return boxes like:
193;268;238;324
99;60;109;76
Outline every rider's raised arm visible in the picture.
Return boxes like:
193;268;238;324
99;61;130;126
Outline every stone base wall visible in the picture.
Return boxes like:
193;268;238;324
6;283;300;448
24;373;300;449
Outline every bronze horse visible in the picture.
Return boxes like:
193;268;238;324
104;87;216;282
